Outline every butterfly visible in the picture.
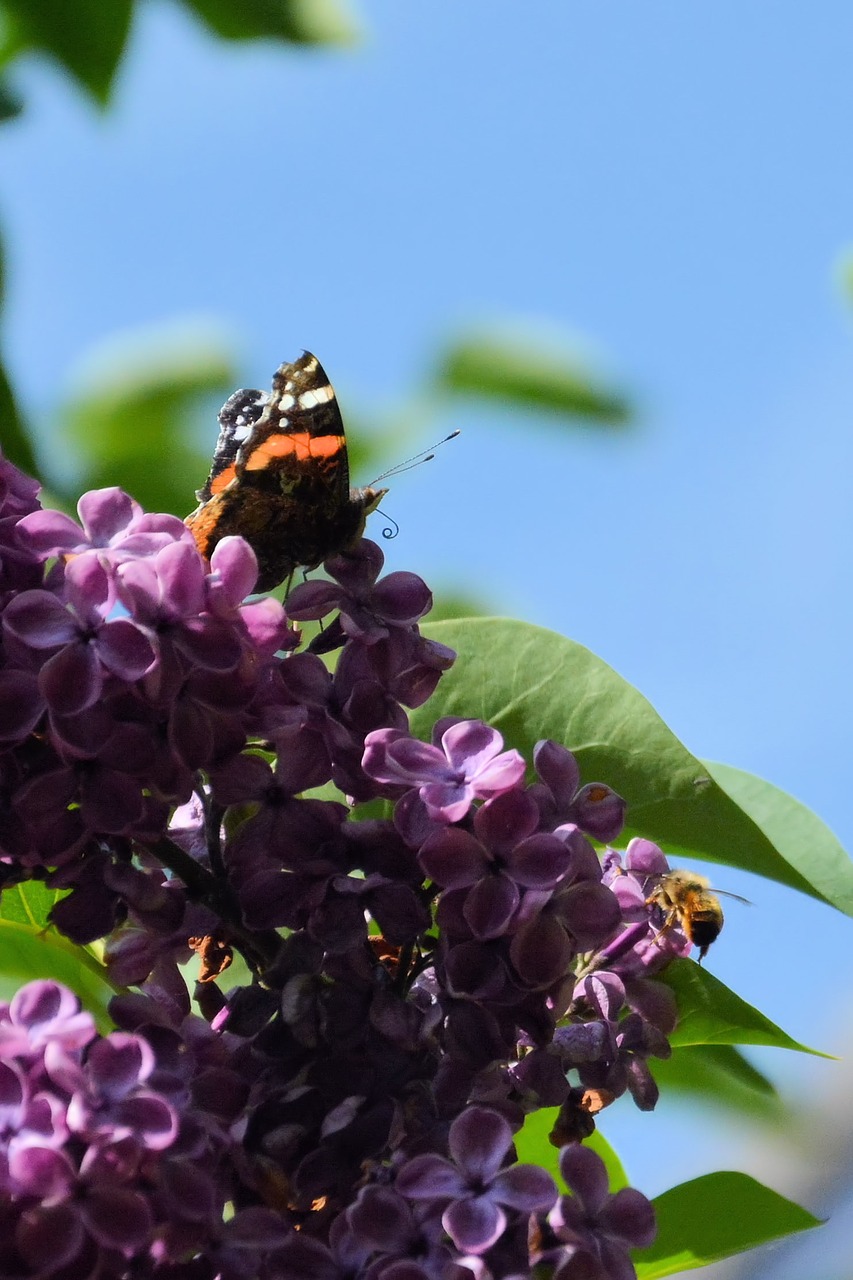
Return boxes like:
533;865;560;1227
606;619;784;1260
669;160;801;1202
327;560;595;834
185;352;387;592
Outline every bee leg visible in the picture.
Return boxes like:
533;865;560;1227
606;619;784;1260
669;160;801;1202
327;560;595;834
647;907;677;950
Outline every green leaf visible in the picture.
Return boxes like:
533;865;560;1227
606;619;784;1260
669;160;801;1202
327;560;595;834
414;619;853;912
0;355;40;478
1;0;132;103
179;0;358;45
0;883;116;1029
514;1106;562;1183
435;331;630;424
661;959;828;1056
633;1171;821;1277
59;344;236;515
650;1044;783;1120
0;74;22;121
0;227;39;478
705;762;853;916
0;879;61;929
514;1108;629;1192
428;594;491;623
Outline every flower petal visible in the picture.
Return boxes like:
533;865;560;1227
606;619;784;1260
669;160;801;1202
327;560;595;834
442;1194;505;1254
448;1106;512;1182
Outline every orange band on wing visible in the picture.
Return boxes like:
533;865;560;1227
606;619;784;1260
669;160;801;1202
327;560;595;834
185;501;222;556
209;462;239;496
244;432;344;468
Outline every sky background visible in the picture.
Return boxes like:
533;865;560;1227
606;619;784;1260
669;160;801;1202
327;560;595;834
2;3;852;1273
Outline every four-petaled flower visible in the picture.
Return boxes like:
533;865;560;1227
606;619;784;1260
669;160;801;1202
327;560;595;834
363;719;525;823
395;1105;557;1254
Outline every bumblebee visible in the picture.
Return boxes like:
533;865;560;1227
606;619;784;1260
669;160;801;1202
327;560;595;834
645;869;748;961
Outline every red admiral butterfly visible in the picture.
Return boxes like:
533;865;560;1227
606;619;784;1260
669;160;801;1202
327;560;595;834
185;352;387;592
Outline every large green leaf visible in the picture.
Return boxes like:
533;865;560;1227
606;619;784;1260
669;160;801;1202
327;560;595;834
1;0;132;103
633;1172;821;1277
435;331;630;424
179;0;357;44
705;762;853;916
414;619;853;912
0;882;116;1029
650;1044;783;1120
661;959;827;1056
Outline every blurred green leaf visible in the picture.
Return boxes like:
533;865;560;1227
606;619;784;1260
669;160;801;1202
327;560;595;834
436;331;630;424
0;357;39;478
651;1044;783;1120
633;1172;821;1277
427;591;491;622
337;414;396;487
414;619;853;911
662;959;827;1056
0;882;116;1029
836;248;853;304
0;0;132;103
60;346;236;515
179;0;358;44
704;762;853;916
0;74;22;120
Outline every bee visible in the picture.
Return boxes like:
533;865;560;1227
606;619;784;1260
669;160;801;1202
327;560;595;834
645;869;749;961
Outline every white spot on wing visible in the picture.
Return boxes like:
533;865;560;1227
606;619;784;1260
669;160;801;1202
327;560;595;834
298;385;335;410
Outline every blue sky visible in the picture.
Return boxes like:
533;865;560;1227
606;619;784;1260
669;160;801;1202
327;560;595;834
1;0;852;1259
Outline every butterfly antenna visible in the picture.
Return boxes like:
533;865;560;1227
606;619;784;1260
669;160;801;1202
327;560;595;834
369;429;460;486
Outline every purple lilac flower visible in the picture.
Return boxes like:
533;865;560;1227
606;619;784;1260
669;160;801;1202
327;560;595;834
508;827;622;987
286;538;433;644
363;719;525;823
16;485;190;563
543;1145;656;1280
0;980;251;1278
4;554;156;714
531;741;626;843
601;840;693;974
396;1106;557;1254
418;790;575;940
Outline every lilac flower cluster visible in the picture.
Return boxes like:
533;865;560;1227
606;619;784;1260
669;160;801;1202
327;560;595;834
0;448;693;1277
0;979;273;1278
